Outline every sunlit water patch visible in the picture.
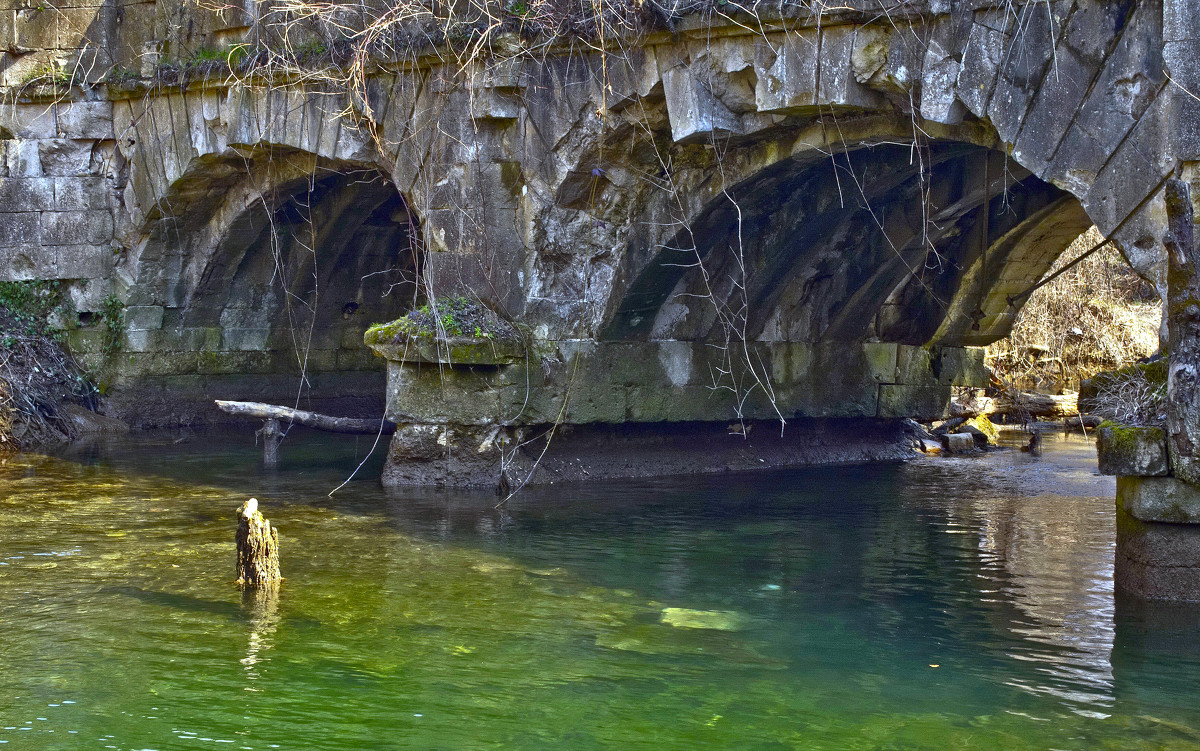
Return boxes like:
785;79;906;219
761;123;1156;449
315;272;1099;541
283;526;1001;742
2;430;1200;749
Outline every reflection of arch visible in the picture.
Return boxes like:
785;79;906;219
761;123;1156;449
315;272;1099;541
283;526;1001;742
604;141;1090;347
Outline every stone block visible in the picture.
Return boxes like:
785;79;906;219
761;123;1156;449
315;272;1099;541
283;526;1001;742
0;214;41;247
53;176;109;209
0;243;53;278
937;346;987;386
6;139;42;177
122;328;158;353
67;327;104;354
895;345;933;384
196;350;273;375
1115;502;1200;601
986;1;1068;145
0;177;54;210
41;209;113;245
0;102;113;139
1065;0;1163;156
1165;0;1200;42
943;432;976;453
955;11;1010;118
124;304;164;331
878;383;948;420
754;29;819;114
37;139;94;176
818;25;882;109
920;40;964;125
1119;476;1200;524
13;7;55;51
663;65;742;143
55;244;113;277
862;341;898;383
1098;423;1170;477
1164;41;1200;160
1012;47;1095;176
222;328;271;351
1084;91;1172;235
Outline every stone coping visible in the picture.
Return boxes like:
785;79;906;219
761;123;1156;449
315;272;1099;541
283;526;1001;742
368;337;525;366
1118;476;1200;525
1096;422;1170;477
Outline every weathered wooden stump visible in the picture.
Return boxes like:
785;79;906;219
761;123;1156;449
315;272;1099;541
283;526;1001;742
256;419;283;469
235;498;281;588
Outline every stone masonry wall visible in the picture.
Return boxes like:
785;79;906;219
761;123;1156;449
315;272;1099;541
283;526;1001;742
0;0;1196;427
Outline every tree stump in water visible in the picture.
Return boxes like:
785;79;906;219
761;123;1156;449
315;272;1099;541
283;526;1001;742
236;498;281;587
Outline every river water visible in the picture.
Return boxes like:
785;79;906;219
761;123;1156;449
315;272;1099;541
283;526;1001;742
2;429;1200;749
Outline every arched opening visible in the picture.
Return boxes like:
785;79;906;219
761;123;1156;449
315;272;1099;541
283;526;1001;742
605;141;1091;349
178;166;422;416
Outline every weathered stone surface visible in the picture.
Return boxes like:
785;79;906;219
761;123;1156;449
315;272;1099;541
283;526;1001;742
1097;423;1171;477
1119;476;1200;524
0;0;1182;468
1116;503;1200;602
124;305;165;331
942;432;976;453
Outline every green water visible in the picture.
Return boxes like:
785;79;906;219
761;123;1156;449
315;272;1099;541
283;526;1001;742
3;430;1200;750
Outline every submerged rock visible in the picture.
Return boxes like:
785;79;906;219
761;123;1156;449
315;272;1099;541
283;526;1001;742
660;607;748;631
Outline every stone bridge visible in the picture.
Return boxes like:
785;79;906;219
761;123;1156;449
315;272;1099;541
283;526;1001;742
0;0;1196;482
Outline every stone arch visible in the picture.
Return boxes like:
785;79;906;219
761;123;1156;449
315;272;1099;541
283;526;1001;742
110;141;423;422
601;132;1091;348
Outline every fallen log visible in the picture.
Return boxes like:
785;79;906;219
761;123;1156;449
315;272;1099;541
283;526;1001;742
215;400;396;468
989;391;1078;419
216;400;396;434
948;391;1077;420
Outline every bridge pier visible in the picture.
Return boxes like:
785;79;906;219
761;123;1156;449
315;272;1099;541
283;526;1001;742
368;336;985;487
1103;177;1200;603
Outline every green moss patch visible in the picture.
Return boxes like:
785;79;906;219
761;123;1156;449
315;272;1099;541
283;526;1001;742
365;297;519;346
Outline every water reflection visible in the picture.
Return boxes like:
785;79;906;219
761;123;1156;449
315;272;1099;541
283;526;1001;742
3;430;1200;749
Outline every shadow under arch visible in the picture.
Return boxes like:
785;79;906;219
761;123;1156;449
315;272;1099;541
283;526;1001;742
603;141;1092;348
119;149;423;423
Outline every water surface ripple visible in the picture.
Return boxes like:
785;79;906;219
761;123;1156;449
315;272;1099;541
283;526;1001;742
2;430;1200;749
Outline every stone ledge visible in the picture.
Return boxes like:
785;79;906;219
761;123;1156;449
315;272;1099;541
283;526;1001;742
369;337;525;366
1118;476;1200;524
1097;422;1170;476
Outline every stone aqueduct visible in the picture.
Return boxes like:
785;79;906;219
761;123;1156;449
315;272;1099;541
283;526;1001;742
0;0;1196;476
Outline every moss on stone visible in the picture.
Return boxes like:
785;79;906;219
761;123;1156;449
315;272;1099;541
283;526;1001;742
1097;420;1165;449
365;297;519;346
966;414;998;443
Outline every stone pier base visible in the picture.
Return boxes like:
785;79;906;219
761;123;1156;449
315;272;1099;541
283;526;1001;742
1115;476;1200;602
382;418;911;489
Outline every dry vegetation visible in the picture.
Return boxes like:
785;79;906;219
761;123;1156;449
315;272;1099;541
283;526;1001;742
0;284;100;451
987;226;1161;393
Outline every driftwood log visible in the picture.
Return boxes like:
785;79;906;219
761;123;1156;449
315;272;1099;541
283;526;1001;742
1164;179;1200;485
236;498;280;588
215;400;396;468
948;391;1078;420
